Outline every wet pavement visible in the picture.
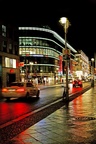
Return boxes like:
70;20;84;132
4;84;96;144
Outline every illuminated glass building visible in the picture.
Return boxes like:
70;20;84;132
19;27;77;84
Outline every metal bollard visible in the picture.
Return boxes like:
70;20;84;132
91;79;94;87
63;87;66;100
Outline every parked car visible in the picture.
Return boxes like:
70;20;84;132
72;79;82;87
1;82;40;100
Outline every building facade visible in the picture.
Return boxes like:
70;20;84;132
0;20;20;87
75;50;90;80
19;26;77;84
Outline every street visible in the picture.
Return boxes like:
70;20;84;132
7;84;96;144
0;82;90;125
0;82;91;143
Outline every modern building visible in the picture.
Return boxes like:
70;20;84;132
0;19;20;88
19;26;77;84
75;50;90;80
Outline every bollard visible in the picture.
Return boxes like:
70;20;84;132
62;86;70;102
91;79;94;87
63;88;66;100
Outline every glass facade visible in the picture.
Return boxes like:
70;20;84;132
19;27;77;84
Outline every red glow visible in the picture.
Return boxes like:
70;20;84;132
59;55;62;73
16;88;25;92
26;54;29;56
79;81;82;84
10;69;14;73
2;88;8;92
19;62;24;67
0;103;32;125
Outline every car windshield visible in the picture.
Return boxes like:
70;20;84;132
10;82;24;87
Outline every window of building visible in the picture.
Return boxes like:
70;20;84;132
37;48;39;54
19;39;24;46
39;40;42;46
9;43;13;54
2;25;6;37
2;41;7;52
5;57;16;68
39;48;43;55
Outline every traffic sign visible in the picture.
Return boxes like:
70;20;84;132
19;62;24;67
62;49;70;55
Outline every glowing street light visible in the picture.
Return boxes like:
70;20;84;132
59;17;70;101
91;58;94;87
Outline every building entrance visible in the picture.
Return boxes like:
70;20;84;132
6;73;16;86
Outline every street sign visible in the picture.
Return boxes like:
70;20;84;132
19;62;24;67
62;49;70;55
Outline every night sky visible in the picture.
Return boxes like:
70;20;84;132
1;0;96;59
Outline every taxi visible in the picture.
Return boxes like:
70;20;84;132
1;82;40;100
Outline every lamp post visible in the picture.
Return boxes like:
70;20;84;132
59;17;70;101
91;58;94;87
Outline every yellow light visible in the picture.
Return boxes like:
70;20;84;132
91;58;94;62
59;17;67;24
30;62;33;65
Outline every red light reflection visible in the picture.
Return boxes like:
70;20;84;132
0;102;32;125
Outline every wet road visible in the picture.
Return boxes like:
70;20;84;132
0;82;90;126
7;84;96;144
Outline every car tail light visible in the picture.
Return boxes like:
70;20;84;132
2;88;8;92
16;88;25;92
72;81;75;84
79;81;82;84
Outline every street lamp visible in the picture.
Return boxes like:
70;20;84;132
91;58;94;87
59;17;70;101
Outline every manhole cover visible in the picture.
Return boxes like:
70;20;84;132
75;117;96;121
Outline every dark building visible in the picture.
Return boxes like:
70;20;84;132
0;19;20;87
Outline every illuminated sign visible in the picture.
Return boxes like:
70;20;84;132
19;62;24;67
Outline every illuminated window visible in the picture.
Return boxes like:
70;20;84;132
5;57;16;68
2;25;6;37
37;48;39;54
9;43;13;54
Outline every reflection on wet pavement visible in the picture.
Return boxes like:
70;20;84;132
7;87;96;143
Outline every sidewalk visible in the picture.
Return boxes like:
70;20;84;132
4;84;95;144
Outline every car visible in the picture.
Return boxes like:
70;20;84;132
72;80;82;87
1;82;40;100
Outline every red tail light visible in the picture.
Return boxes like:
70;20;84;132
79;81;82;84
16;88;25;92
2;88;8;92
72;81;75;84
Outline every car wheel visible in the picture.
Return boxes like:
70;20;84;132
26;92;30;98
36;90;40;98
6;98;10;101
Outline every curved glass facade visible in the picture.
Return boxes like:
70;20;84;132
19;27;77;84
